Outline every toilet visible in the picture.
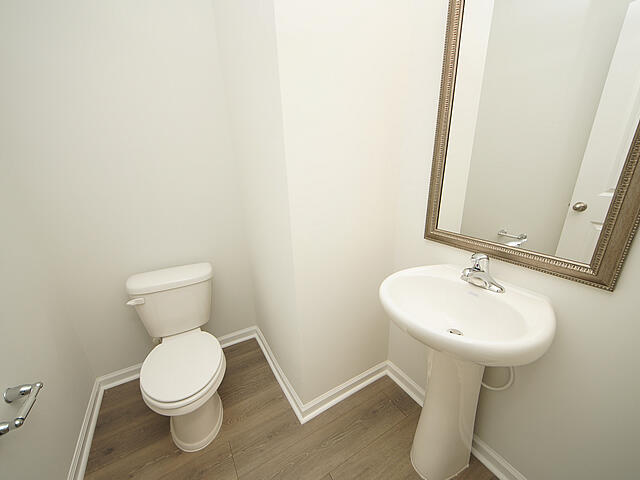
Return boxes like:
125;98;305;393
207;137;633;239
125;262;226;452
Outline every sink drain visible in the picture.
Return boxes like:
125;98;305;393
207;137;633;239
447;328;463;336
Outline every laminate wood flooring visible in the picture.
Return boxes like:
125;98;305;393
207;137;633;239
85;339;497;480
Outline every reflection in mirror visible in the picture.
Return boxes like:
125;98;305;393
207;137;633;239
437;0;640;264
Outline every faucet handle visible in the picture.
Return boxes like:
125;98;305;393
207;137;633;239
470;253;489;271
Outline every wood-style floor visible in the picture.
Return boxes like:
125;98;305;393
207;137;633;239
85;339;496;480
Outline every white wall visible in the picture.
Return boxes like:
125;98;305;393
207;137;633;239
0;168;95;480
273;0;407;401
389;1;639;478
212;0;305;394
1;2;257;473
215;0;408;403
0;0;256;377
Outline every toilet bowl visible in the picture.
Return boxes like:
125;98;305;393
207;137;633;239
125;262;225;452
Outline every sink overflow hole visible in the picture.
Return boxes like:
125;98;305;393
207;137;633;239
448;328;463;336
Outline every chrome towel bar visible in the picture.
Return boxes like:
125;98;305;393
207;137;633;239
497;229;527;240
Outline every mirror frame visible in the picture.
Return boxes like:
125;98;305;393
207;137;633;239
425;0;640;291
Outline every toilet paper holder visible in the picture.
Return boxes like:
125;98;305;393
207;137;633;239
0;382;44;436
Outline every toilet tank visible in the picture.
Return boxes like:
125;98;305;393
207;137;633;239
125;263;213;338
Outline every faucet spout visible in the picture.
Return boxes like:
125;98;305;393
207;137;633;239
461;254;505;293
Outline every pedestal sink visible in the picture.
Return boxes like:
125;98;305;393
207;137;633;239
379;264;555;480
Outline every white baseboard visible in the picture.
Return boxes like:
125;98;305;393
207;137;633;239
299;361;388;423
66;363;142;480
217;326;259;348
385;360;426;407
252;326;389;423
99;363;143;390
471;435;527;480
67;325;527;480
66;380;101;480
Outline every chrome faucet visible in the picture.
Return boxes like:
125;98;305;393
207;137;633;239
461;253;505;293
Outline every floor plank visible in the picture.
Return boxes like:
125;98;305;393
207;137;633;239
230;377;395;477
86;409;169;474
156;439;236;480
454;456;499;480
381;381;422;417
330;412;422;480
86;339;496;480
238;394;405;480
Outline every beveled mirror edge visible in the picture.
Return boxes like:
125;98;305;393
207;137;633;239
424;0;640;291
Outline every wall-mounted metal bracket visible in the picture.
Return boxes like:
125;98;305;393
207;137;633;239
0;382;43;436
497;229;527;240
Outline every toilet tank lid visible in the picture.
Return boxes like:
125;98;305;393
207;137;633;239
126;262;213;295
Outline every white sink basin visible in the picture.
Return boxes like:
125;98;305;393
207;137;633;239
379;263;556;480
379;264;555;366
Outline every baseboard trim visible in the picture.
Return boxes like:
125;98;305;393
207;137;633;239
250;326;390;423
66;362;142;480
300;361;388;422
99;363;143;390
68;325;527;480
385;360;426;407
471;435;527;480
217;326;258;348
66;380;102;480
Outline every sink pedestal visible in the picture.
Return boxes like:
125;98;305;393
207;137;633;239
411;350;485;480
380;265;555;479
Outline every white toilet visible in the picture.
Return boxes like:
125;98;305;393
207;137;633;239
125;262;226;452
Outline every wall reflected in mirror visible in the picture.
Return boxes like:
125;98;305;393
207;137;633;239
437;0;640;264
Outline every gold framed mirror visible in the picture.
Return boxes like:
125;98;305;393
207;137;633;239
425;0;640;290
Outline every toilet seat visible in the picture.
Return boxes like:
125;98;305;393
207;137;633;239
140;329;225;415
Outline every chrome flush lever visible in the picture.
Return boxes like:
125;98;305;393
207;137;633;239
0;382;43;436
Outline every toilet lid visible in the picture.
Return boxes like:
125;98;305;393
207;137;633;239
140;330;223;403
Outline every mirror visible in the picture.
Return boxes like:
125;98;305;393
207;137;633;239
425;0;640;290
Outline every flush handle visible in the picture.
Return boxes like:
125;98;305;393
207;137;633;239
126;298;145;306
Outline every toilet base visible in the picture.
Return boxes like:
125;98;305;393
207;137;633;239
170;392;223;452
